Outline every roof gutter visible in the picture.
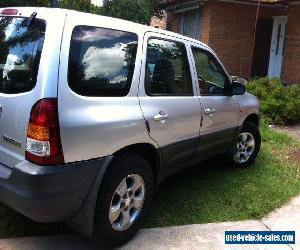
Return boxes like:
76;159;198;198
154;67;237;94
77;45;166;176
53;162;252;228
217;0;289;6
289;0;300;5
161;0;208;11
161;0;293;9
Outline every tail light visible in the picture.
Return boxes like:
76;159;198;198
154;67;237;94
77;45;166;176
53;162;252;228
26;98;64;165
1;9;19;15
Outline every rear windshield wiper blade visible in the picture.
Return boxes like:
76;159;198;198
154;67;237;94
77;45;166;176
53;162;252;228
27;12;37;27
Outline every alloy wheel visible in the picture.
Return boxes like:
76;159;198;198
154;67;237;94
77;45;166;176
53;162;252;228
109;174;146;231
234;132;255;164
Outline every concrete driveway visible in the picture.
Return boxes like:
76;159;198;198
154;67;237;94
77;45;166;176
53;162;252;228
0;196;299;250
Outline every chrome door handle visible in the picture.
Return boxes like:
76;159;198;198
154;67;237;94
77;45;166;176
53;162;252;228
204;108;215;115
153;112;169;121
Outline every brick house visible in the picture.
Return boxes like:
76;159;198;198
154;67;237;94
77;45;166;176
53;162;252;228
151;12;167;29
158;0;300;84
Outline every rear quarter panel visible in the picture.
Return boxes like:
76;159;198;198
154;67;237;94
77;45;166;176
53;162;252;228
58;13;157;163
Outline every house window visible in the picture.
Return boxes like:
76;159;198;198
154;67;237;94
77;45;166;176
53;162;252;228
179;9;201;40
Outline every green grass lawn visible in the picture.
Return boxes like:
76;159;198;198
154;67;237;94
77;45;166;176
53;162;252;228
0;124;299;238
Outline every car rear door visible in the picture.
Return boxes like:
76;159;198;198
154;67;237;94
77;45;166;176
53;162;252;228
0;8;66;168
138;32;201;175
57;13;157;163
189;44;240;160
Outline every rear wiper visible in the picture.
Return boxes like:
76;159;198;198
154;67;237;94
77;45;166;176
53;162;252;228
27;12;37;27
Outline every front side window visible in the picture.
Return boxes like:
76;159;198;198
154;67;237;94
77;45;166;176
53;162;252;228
0;17;46;94
68;26;138;97
145;38;193;96
192;47;230;96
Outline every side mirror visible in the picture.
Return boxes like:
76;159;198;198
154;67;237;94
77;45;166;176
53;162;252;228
231;76;248;85
231;80;246;95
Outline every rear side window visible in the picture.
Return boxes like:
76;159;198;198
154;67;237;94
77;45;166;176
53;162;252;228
68;26;138;97
0;17;46;94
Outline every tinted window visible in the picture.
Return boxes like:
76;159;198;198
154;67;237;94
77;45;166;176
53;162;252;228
192;47;230;96
0;17;45;94
145;38;193;96
68;26;138;97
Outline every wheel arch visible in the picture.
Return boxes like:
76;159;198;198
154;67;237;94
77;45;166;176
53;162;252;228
67;142;161;238
112;143;161;186
244;113;259;127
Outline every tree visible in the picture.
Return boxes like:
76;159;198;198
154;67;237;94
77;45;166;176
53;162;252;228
101;0;163;25
1;0;24;6
59;0;96;12
0;0;50;7
0;0;164;25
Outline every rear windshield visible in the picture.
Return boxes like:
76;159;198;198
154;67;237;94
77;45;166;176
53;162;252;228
0;17;46;94
68;26;138;97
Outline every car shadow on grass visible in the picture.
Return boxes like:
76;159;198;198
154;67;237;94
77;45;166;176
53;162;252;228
0;148;299;238
0;159;232;239
144;150;300;228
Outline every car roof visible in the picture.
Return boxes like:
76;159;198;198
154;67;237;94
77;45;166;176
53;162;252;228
0;7;210;50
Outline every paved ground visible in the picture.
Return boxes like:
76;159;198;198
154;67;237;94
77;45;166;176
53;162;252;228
275;122;300;140
0;196;299;250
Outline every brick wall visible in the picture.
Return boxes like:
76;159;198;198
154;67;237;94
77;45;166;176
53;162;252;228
166;12;180;33
199;3;212;44
206;2;257;78
150;12;167;29
167;2;259;77
204;2;287;78
281;5;300;84
166;1;300;84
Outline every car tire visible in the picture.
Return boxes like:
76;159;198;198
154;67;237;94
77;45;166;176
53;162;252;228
93;153;155;247
232;122;261;168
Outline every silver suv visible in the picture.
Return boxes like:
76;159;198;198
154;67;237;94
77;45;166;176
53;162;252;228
0;7;261;246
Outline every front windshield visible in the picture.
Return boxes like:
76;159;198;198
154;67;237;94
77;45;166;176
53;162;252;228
0;16;46;94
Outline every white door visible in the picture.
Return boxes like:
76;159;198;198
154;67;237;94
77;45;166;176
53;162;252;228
268;16;287;78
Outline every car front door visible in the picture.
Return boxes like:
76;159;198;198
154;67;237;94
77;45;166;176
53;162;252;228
190;45;240;160
138;33;201;175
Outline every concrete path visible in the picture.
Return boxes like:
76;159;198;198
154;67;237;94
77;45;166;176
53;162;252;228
275;123;300;141
0;196;299;250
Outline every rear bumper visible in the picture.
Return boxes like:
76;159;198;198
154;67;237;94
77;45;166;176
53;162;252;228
0;157;109;222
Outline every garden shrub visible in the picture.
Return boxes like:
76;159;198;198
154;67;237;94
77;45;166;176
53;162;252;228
247;77;300;125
